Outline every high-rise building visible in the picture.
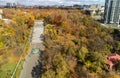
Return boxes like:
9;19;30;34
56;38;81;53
104;0;120;26
6;3;12;8
6;3;16;8
0;9;3;19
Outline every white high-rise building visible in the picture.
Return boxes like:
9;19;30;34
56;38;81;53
0;9;3;19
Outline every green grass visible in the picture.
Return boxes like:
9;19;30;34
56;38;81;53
0;62;17;78
0;32;31;78
14;60;24;78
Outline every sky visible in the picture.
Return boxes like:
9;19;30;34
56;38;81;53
0;0;105;6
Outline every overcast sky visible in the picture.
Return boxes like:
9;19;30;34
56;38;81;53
0;0;105;6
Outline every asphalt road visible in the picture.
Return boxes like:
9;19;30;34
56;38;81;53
20;20;44;78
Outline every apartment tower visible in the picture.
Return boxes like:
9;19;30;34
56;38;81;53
104;0;120;26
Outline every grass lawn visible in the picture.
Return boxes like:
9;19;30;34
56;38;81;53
0;62;17;78
0;43;30;78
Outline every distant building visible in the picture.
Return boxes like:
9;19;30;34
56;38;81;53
58;5;73;9
82;5;90;10
6;3;16;8
13;3;16;7
0;14;2;19
84;4;104;16
16;2;24;8
101;6;105;13
0;5;4;8
6;3;12;8
104;0;120;26
73;4;81;9
0;9;3;19
0;9;3;14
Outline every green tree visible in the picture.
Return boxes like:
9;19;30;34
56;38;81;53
76;46;88;63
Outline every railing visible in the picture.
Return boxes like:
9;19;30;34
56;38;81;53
10;27;33;78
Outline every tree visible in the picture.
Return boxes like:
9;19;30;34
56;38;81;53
41;69;55;78
42;53;69;78
76;46;88;64
114;60;120;72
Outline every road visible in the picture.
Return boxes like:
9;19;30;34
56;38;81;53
20;20;44;78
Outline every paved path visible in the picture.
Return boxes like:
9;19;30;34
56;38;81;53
20;20;44;78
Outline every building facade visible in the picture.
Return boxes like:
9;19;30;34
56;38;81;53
6;3;16;8
0;9;3;19
104;0;120;26
83;4;104;16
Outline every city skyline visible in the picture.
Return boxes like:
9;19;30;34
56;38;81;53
0;0;105;6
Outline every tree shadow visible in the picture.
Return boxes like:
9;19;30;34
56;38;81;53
40;34;45;41
31;50;45;78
